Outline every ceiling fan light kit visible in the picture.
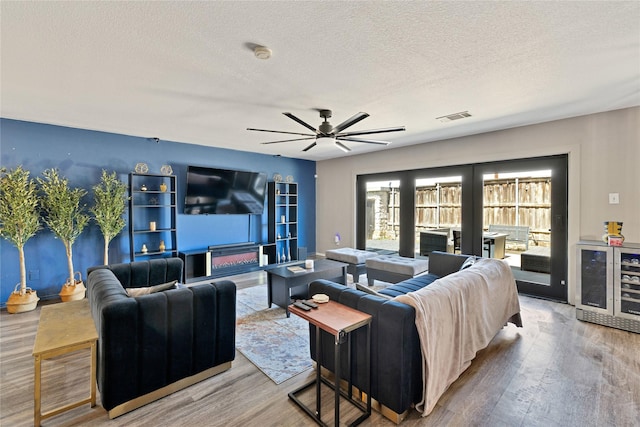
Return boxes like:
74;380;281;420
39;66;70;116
248;109;405;153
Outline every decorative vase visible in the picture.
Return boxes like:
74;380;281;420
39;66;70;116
6;284;39;314
59;272;86;302
287;246;291;262
602;221;624;244
159;182;167;193
159;240;166;252
281;248;286;263
141;244;148;253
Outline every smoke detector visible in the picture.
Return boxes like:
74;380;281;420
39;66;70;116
254;46;272;60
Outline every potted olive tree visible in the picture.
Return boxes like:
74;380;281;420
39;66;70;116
0;166;41;313
38;169;90;302
91;170;127;265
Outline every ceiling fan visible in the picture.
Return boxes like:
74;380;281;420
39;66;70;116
247;109;405;152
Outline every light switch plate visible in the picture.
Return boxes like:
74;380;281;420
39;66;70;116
609;193;620;204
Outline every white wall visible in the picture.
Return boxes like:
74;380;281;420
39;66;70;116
316;106;640;304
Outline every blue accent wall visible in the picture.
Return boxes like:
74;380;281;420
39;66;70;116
0;118;316;305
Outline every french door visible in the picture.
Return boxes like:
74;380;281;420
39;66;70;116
356;155;568;301
473;156;567;301
363;178;402;254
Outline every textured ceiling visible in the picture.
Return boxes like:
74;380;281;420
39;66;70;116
2;1;639;161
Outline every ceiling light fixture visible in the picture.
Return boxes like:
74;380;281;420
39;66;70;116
316;136;350;152
316;136;336;145
254;46;272;60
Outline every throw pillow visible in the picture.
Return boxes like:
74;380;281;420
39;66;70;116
459;256;477;271
126;280;178;297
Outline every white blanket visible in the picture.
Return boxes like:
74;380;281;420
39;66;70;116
394;258;522;416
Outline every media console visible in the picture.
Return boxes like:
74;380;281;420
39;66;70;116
180;242;272;283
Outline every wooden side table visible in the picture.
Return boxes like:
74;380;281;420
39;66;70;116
288;300;372;427
32;299;98;426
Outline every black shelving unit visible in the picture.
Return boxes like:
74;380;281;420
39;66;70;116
128;173;178;261
266;181;298;265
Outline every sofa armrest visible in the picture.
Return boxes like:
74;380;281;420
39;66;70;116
427;251;471;277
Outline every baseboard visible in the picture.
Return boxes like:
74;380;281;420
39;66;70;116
108;361;232;419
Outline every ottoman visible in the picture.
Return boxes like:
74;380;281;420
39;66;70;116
325;247;379;283
366;255;430;286
521;246;551;273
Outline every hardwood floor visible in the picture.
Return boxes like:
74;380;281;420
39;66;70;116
1;270;639;426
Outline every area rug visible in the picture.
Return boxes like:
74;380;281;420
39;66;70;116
236;285;313;384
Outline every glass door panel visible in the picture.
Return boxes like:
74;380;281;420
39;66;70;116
578;247;611;312
365;180;400;254
415;176;462;257
482;169;553;285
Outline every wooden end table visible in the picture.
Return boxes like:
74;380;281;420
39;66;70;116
288;300;372;426
32;299;98;426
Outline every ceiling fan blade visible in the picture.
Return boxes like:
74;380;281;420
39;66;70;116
247;128;315;137
338;126;406;137
260;137;316;145
332;112;370;134
334;141;352;152
302;141;317;152
283;112;318;133
338;137;391;145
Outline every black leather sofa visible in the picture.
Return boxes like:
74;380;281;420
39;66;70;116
86;258;236;418
308;251;471;422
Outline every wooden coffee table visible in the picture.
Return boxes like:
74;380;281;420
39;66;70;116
265;259;348;317
288;300;372;426
32;299;98;427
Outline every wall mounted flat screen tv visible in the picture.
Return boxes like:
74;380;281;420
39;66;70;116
184;166;268;215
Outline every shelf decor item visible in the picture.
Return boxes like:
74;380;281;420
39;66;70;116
141;244;148;253
0;166;42;313
159;240;166;252
38;168;90;302
134;162;149;174
159;182;167;193
160;164;173;175
602;221;624;245
91;170;127;265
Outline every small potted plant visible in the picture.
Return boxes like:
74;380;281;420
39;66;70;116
38;169;90;302
0;166;41;313
90;170;127;265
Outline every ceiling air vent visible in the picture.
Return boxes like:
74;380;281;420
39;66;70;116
436;111;472;123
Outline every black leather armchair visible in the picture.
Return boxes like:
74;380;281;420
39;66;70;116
86;258;236;418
